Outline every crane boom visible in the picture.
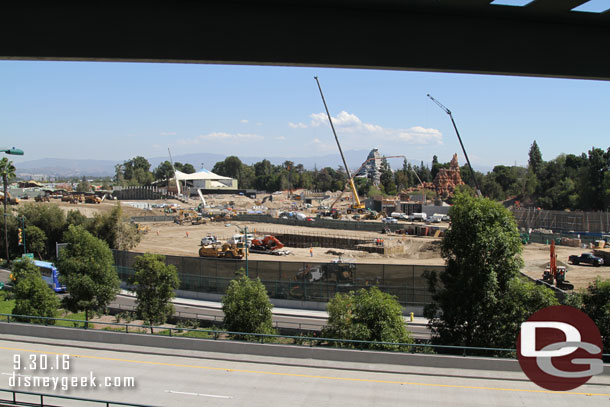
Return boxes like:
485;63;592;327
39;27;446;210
427;94;482;197
314;76;363;209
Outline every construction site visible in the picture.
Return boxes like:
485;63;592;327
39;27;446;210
5;82;609;312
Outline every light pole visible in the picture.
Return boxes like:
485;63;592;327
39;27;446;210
1;148;24;156
244;226;249;277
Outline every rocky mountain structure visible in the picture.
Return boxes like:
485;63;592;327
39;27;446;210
355;148;382;185
433;153;464;197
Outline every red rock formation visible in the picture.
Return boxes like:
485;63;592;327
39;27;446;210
433;154;464;197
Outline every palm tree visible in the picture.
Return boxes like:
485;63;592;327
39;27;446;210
1;157;16;262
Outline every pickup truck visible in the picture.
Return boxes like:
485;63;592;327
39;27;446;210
568;253;604;267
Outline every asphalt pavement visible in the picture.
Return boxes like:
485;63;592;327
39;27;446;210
1;338;608;407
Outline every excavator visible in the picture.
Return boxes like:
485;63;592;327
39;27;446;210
249;235;290;255
541;240;574;290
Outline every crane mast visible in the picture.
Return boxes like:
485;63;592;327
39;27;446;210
427;94;482;197
314;76;364;210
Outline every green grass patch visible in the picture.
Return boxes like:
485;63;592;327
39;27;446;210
0;299;15;316
55;311;87;328
178;329;213;339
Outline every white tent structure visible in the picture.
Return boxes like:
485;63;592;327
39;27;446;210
172;168;237;205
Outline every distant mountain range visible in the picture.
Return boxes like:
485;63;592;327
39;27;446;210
15;150;376;178
15;151;492;178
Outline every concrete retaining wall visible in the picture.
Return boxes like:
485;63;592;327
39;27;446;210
0;322;523;373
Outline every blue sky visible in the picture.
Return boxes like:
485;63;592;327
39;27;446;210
2;60;609;170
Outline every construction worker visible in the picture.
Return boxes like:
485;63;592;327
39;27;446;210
309;247;313;257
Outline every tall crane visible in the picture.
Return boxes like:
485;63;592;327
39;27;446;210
427;94;482;197
314;76;365;212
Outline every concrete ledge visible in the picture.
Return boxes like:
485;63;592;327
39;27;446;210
0;322;521;372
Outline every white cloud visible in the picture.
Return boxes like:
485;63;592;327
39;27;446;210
177;132;263;145
275;136;286;141
160;131;177;136
240;119;248;124
291;111;442;145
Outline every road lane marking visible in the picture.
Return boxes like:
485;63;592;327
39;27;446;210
1;345;608;398
165;390;232;399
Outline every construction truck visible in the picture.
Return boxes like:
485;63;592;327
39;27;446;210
540;240;574;290
174;209;205;225
85;194;102;204
0;192;19;205
250;235;290;255
198;242;245;259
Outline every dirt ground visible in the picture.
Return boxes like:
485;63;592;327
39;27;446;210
19;195;610;290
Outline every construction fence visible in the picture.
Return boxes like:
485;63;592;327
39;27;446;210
113;250;443;307
512;208;610;234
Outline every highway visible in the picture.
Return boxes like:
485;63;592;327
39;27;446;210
109;295;432;340
0;338;608;407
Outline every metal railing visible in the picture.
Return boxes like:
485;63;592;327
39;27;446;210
0;388;159;407
0;313;549;358
2;313;609;360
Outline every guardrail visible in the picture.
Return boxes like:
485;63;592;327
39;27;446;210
0;313;552;358
0;388;159;407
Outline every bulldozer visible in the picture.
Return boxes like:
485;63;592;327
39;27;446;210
174;209;203;225
85;194;102;204
35;194;50;203
199;242;245;259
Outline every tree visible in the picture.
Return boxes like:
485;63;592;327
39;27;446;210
181;163;196;174
221;274;275;339
324;287;413;350
424;193;524;347
130;254;179;333
24;225;47;259
11;258;60;324
57;225;120;327
18;204;66;258
379;158;397;196
493;278;559;348
87;203;140;250
1;157;16;262
76;176;91;193
153;161;175;185
528;140;543;176
566;278;610;353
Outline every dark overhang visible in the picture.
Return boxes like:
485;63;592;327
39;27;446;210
1;1;609;80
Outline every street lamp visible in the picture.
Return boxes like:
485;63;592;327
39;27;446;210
1;147;24;156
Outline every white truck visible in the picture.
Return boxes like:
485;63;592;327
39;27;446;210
409;212;427;222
